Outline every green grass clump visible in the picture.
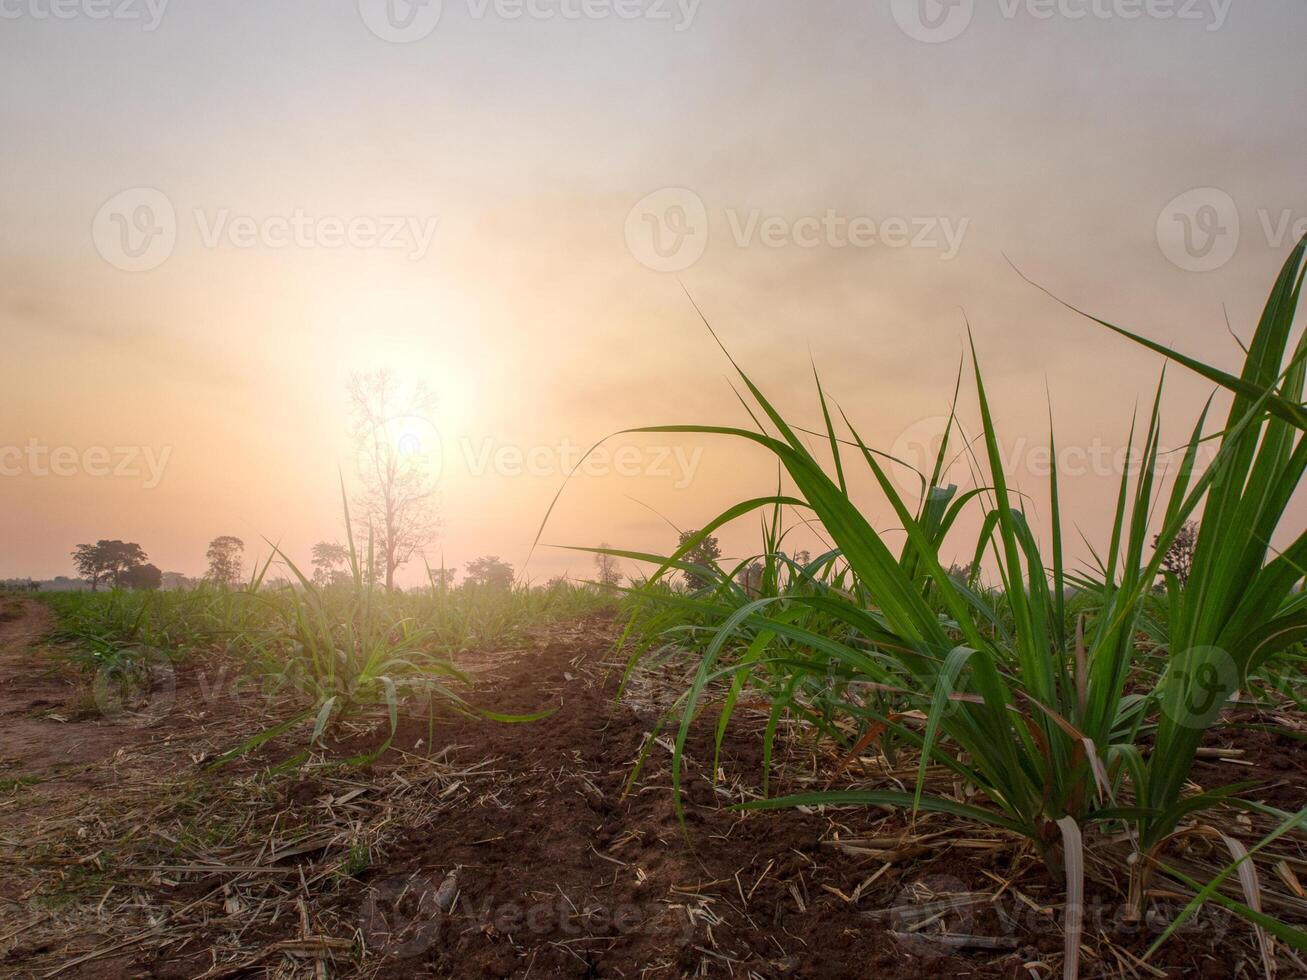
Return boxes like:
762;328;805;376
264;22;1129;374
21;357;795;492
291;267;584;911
0;774;45;792
600;240;1307;969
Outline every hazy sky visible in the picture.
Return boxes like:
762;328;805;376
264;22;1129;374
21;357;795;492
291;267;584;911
1;0;1303;584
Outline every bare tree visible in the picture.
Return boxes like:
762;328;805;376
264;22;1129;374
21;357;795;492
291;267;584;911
593;544;623;591
348;370;438;591
206;535;245;587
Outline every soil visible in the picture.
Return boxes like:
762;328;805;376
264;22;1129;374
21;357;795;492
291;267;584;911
0;597;165;794
0;598;1301;979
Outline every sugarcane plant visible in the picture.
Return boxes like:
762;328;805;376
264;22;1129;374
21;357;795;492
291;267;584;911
587;239;1307;973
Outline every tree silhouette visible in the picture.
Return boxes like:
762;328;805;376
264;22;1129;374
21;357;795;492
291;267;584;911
71;544;105;590
428;565;457;592
348;370;438;591
310;541;350;587
161;571;194;590
124;563;163;590
737;560;764;597
464;556;514;592
677;530;722;590
71;540;149;591
206;536;245;587
593;544;623;590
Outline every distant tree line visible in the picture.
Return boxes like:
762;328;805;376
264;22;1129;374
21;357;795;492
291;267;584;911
0;579;42;592
63;534;249;592
70;540;161;591
304;547;519;594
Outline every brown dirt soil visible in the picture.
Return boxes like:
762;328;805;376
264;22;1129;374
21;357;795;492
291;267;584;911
1;601;1302;979
0;597;291;808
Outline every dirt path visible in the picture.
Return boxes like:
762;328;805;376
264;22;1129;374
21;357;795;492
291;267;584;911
0;605;1278;979
0;598;291;977
0;598;127;780
0;598;241;800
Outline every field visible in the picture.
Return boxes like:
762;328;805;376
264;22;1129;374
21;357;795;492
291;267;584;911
2;243;1306;980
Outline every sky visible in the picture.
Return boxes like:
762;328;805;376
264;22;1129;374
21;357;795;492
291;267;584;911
1;0;1304;586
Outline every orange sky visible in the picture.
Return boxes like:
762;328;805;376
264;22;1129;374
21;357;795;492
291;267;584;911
1;2;1303;586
